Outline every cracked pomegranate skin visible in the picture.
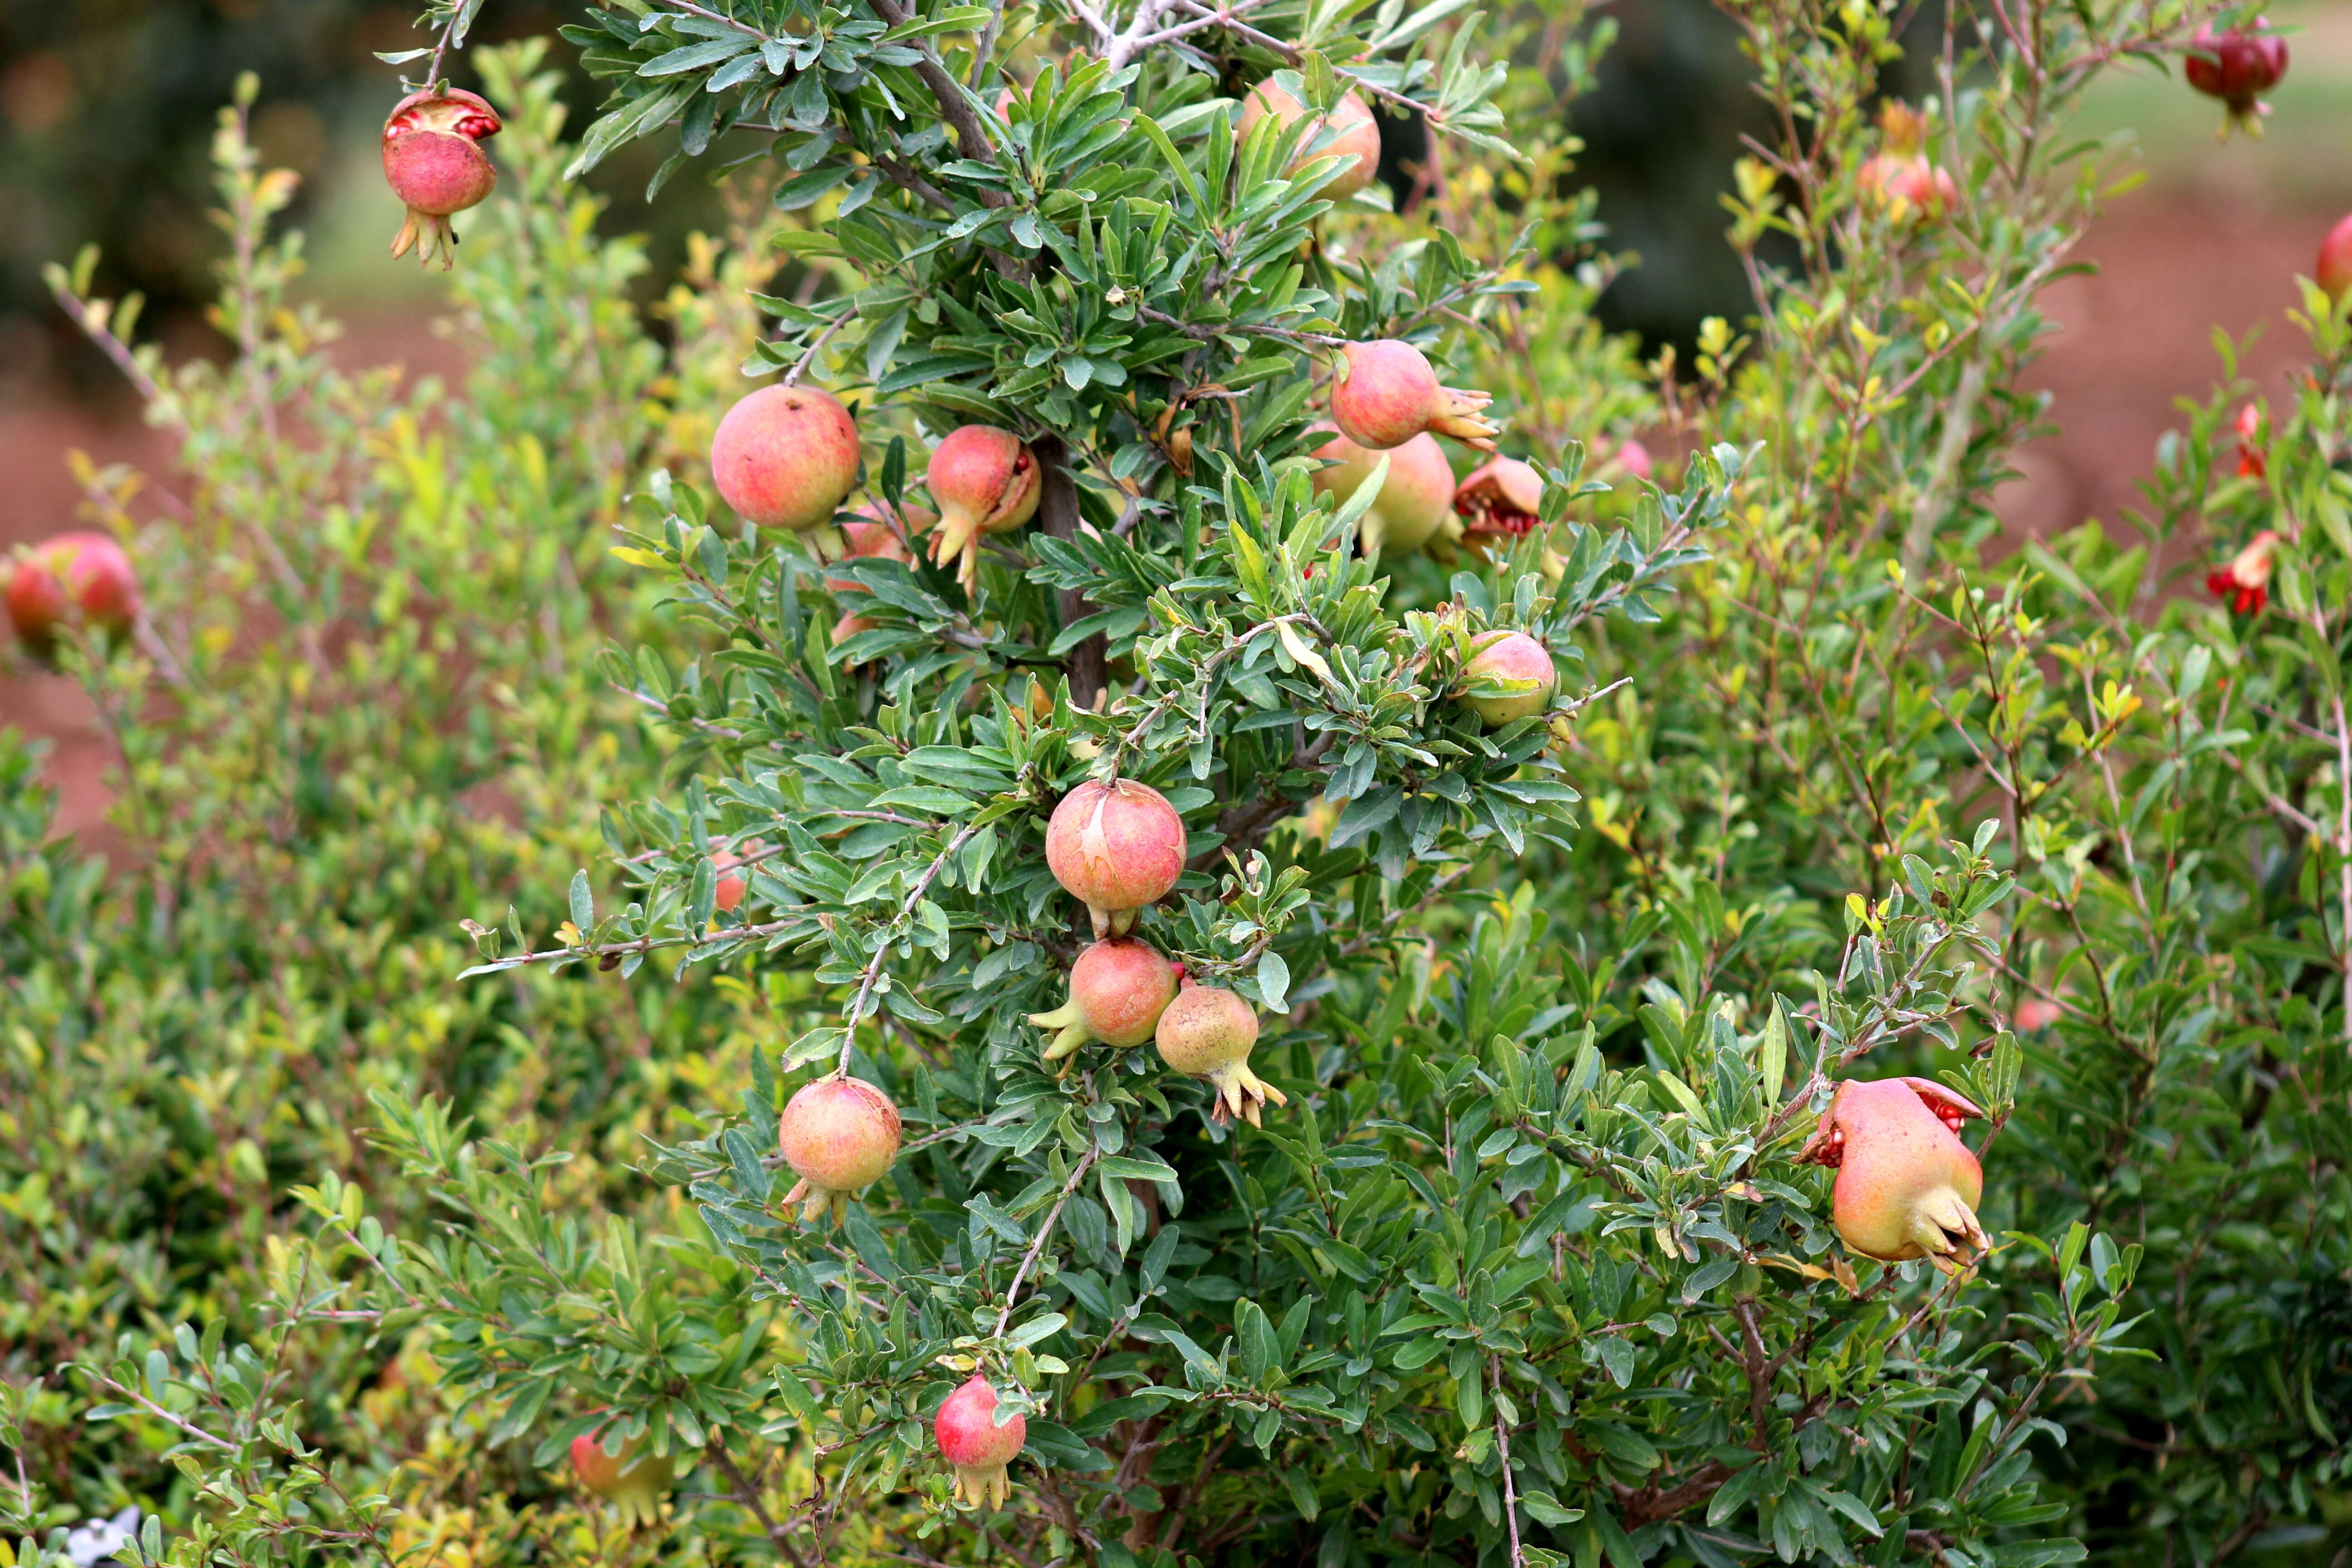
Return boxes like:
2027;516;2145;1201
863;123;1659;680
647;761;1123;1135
711;384;863;533
1044;779;1187;936
1803;1077;1988;1268
381;88;501;265
6;532;140;656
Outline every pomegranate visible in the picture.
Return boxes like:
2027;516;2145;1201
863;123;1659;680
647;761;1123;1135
2318;212;2352;302
2206;529;2279;616
1308;427;1456;557
1458;630;1557;725
935;1375;1025;1509
1798;1076;1989;1274
1029;938;1180;1063
823;510;929;594
1156;983;1284;1127
1328;340;1499;453
711;384;863;537
1238;78;1382;201
2232;402;2266;480
1453;456;1545;552
711;843;764;914
5;532;140;660
382;88;501;267
569;1416;676;1529
776;1074;902;1226
1604;436;1654;481
1044;779;1188;937
925;426;1041;593
2184;21;2288;136
1856;103;1956;224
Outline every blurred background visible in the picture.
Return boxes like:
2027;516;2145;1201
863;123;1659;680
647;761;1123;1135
0;0;2348;822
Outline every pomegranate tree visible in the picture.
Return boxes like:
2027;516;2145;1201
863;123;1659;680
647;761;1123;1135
933;1375;1024;1509
570;1417;676;1529
925;425;1040;592
1044;779;1187;937
1799;1077;1989;1274
710;384;862;540
5;532;140;659
381;87;501;267
1308;428;1456;557
775;1074;902;1226
1237;78;1382;201
1154;983;1285;1127
1028;937;1179;1062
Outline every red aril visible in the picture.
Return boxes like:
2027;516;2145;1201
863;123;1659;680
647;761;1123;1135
5;532;140;661
1155;984;1285;1127
934;1375;1025;1509
382;88;501;267
1308;427;1456;557
926;426;1040;593
1029;938;1180;1063
1044;779;1187;937
1328;340;1498;453
711;385;862;539
776;1074;902;1226
1798;1077;1989;1274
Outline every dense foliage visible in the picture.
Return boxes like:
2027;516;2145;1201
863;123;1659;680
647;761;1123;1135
2;4;2347;1568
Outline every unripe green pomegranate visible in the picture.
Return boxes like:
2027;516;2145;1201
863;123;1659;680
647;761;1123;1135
934;1374;1025;1509
777;1074;902;1226
1029;938;1180;1063
569;1416;676;1529
1458;630;1557;726
925;426;1040;593
1237;78;1382;201
1798;1076;1989;1274
1155;984;1286;1127
1044;779;1188;937
1308;427;1455;557
1329;339;1498;453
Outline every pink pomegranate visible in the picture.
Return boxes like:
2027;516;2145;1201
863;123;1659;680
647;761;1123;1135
1308;427;1456;556
935;1374;1025;1509
1453;456;1544;552
2184;20;2288;136
5;532;140;660
1798;1076;1988;1274
711;384;862;537
2319;212;2352;302
711;843;764;914
823;509;930;594
1459;630;1557;726
1238;79;1382;201
1044;779;1188;937
776;1074;902;1226
2207;530;2279;616
1029;938;1180;1063
382;88;501;267
926;426;1041;592
1856;102;1956;224
1329;340;1498;453
1609;436;1654;481
1156;983;1284;1127
569;1416;676;1529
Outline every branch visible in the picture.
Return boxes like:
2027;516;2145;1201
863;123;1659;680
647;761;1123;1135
994;1146;1103;1337
838;818;989;1070
1035;435;1108;709
705;1434;815;1567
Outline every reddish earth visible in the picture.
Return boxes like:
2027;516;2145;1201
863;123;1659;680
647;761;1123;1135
1;197;2340;838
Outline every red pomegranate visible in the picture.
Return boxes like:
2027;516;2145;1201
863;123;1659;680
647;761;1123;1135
2318;212;2352;302
1798;1076;1988;1274
711;843;764;915
569;1416;676;1529
1459;629;1557;725
1453;456;1545;552
935;1374;1025;1509
926;426;1041;593
776;1074;902;1226
1308;427;1456;557
2207;530;2279;616
1607;436;1654;481
2184;20;2288;137
2232;402;2267;480
1044;779;1188;937
711;384;863;538
1238;79;1383;201
1328;340;1498;453
1155;983;1285;1127
5;532;140;660
382;88;501;267
1029;938;1180;1063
